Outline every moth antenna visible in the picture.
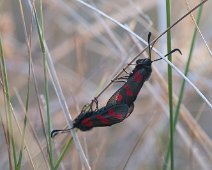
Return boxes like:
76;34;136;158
152;48;182;63
51;128;73;138
147;32;158;60
148;32;152;60
123;68;130;74
164;48;182;57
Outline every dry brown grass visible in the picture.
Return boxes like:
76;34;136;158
0;0;211;169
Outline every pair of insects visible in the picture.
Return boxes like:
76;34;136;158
51;33;181;137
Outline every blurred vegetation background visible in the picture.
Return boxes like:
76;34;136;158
0;0;211;169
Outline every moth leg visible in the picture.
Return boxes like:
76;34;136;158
116;76;129;80
112;75;128;81
81;103;93;113
81;104;90;113
92;97;99;111
111;79;127;83
123;68;130;75
81;97;99;113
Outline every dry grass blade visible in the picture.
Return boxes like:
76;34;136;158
23;0;91;169
122;108;162;169
153;68;212;161
0;116;13;169
185;0;212;57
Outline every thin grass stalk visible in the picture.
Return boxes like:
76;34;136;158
34;2;90;169
42;22;54;170
24;0;91;169
0;113;13;169
26;2;54;168
33;4;90;170
21;0;50;160
33;69;50;150
0;77;12;168
30;26;50;160
152;67;210;169
184;1;212;57
11;93;35;169
54;138;74;170
163;3;203;170
14;89;46;169
0;38;17;168
16;10;32;170
39;5;55;170
0;81;24;169
16;51;31;170
90;0;126;56
174;1;203;126
40;0;44;34
165;0;174;170
32;4;54;169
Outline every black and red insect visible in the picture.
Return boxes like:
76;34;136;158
51;32;181;137
106;58;152;115
51;104;129;137
106;33;181;114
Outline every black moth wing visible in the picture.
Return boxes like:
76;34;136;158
72;110;94;131
92;104;129;126
106;66;152;108
106;86;127;106
73;104;129;131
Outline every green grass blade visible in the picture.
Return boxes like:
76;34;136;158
54;138;74;170
16;107;29;169
0;37;17;168
16;23;32;170
165;0;174;170
33;4;54;169
174;3;203;128
0;115;13;169
25;1;91;168
163;3;203;170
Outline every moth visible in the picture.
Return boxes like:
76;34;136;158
51;104;129;137
51;32;181;137
106;32;181;116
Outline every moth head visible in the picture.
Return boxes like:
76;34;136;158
136;58;152;67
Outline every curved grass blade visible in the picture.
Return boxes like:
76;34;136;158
163;3;204;170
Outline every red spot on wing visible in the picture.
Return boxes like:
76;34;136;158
81;117;93;127
126;90;133;96
124;84;130;89
124;84;133;96
96;115;109;125
108;109;115;115
115;93;123;102
108;109;123;119
134;71;142;82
